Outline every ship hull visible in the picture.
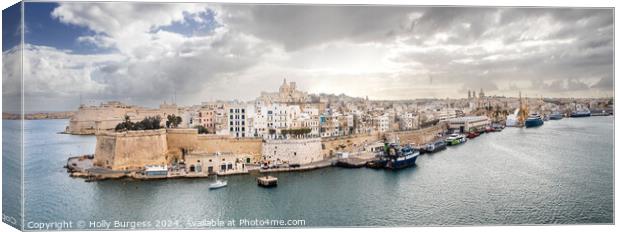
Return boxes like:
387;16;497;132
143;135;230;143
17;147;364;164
549;115;563;120
386;155;419;169
570;112;591;117
525;119;544;128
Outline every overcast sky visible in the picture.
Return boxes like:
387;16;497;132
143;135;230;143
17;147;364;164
2;2;614;111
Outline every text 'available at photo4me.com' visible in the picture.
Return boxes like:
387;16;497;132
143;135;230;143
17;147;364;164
25;218;307;230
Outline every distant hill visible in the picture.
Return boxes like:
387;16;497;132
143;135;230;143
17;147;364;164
2;111;75;120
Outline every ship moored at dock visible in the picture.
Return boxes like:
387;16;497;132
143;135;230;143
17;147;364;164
525;114;544;128
384;143;420;170
445;133;467;146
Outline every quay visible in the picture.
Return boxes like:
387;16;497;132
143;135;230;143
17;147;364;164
257;176;278;187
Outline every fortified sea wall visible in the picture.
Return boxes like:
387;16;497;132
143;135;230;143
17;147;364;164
262;138;322;164
385;123;448;145
94;124;447;170
321;133;381;157
94;129;168;170
166;129;262;162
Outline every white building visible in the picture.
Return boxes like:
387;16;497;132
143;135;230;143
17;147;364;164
376;114;390;133
446;116;491;132
227;104;249;138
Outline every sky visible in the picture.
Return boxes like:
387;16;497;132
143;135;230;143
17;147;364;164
1;2;614;111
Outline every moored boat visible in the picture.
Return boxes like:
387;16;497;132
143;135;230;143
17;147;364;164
445;133;467;146
209;180;227;189
466;131;480;139
570;109;591;117
524;114;544;128
384;143;420;170
422;140;447;153
549;112;563;120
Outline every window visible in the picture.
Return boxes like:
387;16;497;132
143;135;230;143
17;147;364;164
230;109;233;113
242;109;245;113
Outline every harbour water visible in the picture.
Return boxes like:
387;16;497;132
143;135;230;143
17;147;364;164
2;117;614;228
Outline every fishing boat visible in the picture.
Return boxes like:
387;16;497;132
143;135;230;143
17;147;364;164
209;176;227;190
445;133;467;146
384;143;420;170
524;114;544;128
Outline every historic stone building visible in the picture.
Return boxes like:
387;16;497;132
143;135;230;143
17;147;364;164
66;101;179;135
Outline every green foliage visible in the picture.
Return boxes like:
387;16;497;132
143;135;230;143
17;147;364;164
114;115;162;131
194;125;209;134
166;114;183;128
281;128;312;136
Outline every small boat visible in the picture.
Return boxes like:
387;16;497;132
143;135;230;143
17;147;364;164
209;176;227;189
209;180;227;189
549;112;563;120
525;114;544;128
570;109;591;117
445;133;467;146
466;131;480;139
366;159;387;169
491;123;504;131
257;176;278;187
422;140;447;153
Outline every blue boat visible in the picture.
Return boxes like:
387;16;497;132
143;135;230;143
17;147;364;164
549;112;563;120
570;109;591;117
525;114;544;128
384;143;420;170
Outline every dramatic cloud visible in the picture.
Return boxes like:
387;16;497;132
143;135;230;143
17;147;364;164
8;3;614;111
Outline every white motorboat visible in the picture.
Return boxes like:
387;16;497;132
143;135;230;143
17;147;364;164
209;176;227;189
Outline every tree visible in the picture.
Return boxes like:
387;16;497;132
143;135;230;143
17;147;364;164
166;114;182;128
114;115;161;131
194;125;209;134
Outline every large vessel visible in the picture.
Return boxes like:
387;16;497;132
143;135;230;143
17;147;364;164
384;143;420;170
549;112;563;120
570;109;591;117
445;133;467;146
524;114;544;128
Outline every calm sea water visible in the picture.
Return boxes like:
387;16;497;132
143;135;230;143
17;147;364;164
2;117;614;229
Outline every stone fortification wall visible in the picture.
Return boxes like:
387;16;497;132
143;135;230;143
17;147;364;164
262;138;322;164
94;129;168;170
166;129;262;162
320;133;380;157
385;123;447;146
